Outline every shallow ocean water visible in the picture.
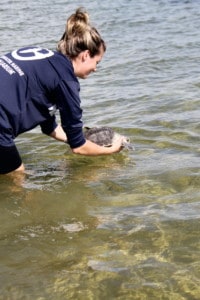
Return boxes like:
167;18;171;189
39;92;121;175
0;0;200;299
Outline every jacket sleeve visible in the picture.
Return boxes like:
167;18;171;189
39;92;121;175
54;79;86;148
40;115;58;135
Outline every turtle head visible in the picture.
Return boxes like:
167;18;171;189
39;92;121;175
121;136;135;150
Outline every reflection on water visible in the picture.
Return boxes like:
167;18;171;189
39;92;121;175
0;0;200;299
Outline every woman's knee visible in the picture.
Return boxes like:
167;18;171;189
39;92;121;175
0;144;23;174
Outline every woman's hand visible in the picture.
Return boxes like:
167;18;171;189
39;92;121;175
72;137;124;156
109;135;124;153
49;125;124;156
49;124;67;142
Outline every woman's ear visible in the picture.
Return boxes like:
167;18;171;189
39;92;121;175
82;50;90;62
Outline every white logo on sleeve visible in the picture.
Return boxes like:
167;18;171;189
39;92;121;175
48;105;57;116
11;47;54;61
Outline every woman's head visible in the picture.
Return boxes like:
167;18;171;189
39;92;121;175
57;7;106;59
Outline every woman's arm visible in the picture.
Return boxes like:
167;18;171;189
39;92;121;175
49;124;67;142
49;125;123;155
72;138;123;156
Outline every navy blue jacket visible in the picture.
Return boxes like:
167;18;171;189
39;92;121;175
0;46;85;148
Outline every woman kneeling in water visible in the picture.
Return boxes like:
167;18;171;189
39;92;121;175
0;7;123;175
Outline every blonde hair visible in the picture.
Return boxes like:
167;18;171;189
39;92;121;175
57;7;106;58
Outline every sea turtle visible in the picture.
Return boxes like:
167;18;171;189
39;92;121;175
84;127;134;150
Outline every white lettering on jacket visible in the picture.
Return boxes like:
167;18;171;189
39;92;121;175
11;47;54;61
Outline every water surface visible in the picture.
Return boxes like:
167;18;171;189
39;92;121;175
0;0;200;299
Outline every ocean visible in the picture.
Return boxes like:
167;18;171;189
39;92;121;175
0;0;200;299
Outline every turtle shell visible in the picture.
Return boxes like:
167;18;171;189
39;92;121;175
84;126;134;150
84;127;115;147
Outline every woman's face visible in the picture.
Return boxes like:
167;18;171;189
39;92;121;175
72;46;105;79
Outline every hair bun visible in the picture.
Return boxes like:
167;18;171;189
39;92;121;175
67;7;90;37
57;7;106;58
